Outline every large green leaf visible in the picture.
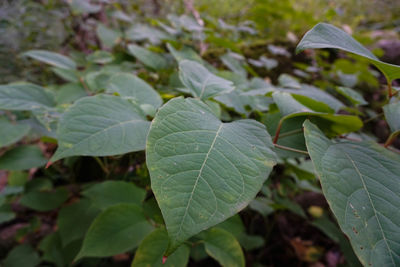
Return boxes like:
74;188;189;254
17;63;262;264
0;83;55;110
131;228;190;267
146;97;277;255
22;50;77;70
76;203;153;259
383;101;400;142
2;244;40;267
82;181;146;210
179;60;234;100
273;91;362;136
107;73;163;109
296;23;400;83
303;120;400;266
0;145;47;171
127;44;167;70
0;118;30;148
50;95;150;162
203;228;245;267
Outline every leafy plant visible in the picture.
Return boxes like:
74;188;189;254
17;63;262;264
0;2;399;266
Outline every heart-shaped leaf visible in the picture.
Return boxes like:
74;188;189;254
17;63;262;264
50;95;150;162
304;120;400;266
179;60;234;100
146;97;277;255
296;23;400;84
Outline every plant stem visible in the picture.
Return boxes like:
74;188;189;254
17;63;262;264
384;133;399;148
273;119;283;144
274;128;303;139
94;157;109;174
387;81;393;98
273;144;309;155
363;112;383;124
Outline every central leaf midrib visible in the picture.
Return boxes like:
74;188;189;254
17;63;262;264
176;124;223;239
343;151;396;266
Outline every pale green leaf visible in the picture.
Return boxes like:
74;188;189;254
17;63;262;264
297;23;400;82
335;86;368;106
131;228;190;267
273;91;362;136
82;181;146;210
204;228;245;267
0;118;30;148
96;24;121;48
383;101;400;141
146;97;277;254
22;50;77;70
0;145;47;170
107;73;163;109
127;44;167;70
77;203;153;259
50;95;150;162
179;60;234;100
304;120;400;266
55;83;87;104
0;83;55;110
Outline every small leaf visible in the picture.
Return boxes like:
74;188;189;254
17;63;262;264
0;204;16;224
19;188;69;211
131;228;190;267
107;73;163;109
127;44;167;70
50;95;150;162
179;60;234;100
335;86;367;106
96;24;121;48
3;244;40;267
383;101;400;141
76;203;153;259
203;228;245;267
304;120;400;266
147;97;277;254
0;145;47;171
297;23;400;83
22;50;76;70
86;51;114;64
0;118;30;148
0;83;55;110
273;91;362;136
57;199;100;246
82;181;146;210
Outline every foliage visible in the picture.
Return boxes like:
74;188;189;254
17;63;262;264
0;1;399;267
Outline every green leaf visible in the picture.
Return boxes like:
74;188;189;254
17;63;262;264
2;244;40;267
179;60;234;100
51;67;79;82
19;188;69;211
0;204;16;224
203;228;245;267
8;171;29;187
0;83;55;110
303;120;400;266
273;91;362;136
55;83;87;104
107;73;163;109
82;181;146;210
335;86;368;106
50;95;150;162
22;50;76;70
86;51;114;64
127;44;167;70
77;203;153;259
0;145;47;171
146;97;277;254
96;24;121;48
383;101;400;142
0;118;30;148
131;228;190;267
57;199;100;246
297;23;400;83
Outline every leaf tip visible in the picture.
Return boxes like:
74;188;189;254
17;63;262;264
45;161;53;169
162;256;168;264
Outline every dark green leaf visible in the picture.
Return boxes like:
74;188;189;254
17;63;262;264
0;145;47;171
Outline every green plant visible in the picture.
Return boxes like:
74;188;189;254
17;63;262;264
1;5;399;265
